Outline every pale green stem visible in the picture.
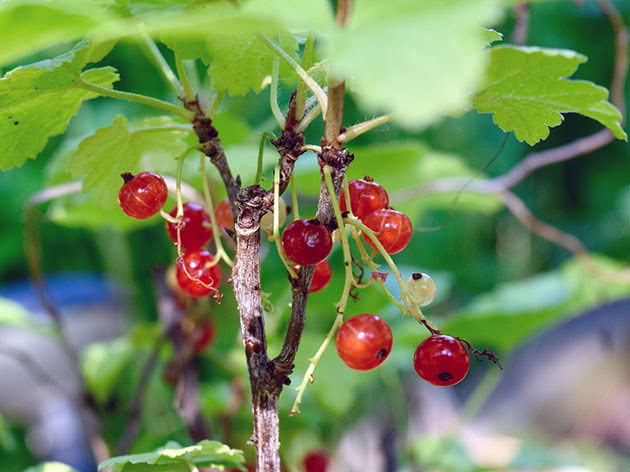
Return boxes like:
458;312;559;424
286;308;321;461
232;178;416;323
295;33;315;120
296;102;322;133
290;175;300;220
270;47;285;128
272;166;298;278
208;90;224;118
200;155;233;267
256;132;276;185
337;115;393;143
175;51;195;103
301;144;322;153
78;78;195;121
259;34;328;117
290;165;354;415
139;34;183;97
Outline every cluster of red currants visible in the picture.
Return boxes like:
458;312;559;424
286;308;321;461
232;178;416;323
118;171;222;299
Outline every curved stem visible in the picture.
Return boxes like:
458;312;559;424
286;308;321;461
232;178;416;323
208;90;224;118
78;78;195;121
139;34;184;97
272;166;298;278
175;52;195;103
295;34;315;120
260;34;328;118
290;175;300;220
270;47;285;128
256;132;276;185
337;114;393;143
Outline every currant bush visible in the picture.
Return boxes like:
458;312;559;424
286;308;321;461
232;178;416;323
118;172;168;219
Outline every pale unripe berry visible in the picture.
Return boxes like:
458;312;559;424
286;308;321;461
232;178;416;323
260;198;287;232
405;272;436;307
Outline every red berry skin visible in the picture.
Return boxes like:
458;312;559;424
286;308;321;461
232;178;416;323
215;198;234;230
118;172;167;219
361;208;412;254
413;335;470;386
303;450;329;472
166;202;213;252
194;321;216;352
175;250;222;298
336;313;393;371
339;178;389;220
309;260;332;293
281;219;332;266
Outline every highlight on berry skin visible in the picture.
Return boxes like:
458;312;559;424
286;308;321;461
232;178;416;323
361;207;412;254
413;334;470;386
336;313;393;371
118;171;168;219
339;176;389;220
281;219;333;266
166;202;213;252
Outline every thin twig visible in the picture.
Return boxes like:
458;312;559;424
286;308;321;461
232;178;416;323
512;3;530;46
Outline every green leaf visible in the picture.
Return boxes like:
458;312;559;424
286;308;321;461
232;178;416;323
23;463;80;472
80;337;134;406
481;27;503;45
0;1;113;67
206;32;298;96
0;42;119;170
438;255;630;352
67;115;192;208
324;0;503;129
98;440;245;471
473;45;627;145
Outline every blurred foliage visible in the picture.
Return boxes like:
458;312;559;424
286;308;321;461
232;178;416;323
1;1;630;472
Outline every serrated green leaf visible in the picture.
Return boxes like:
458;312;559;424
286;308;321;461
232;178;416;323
98;440;245;471
325;0;503;129
67;115;192;208
206;32;298;96
23;463;80;472
0;42;119;170
473;45;627;145
481;27;503;45
80;337;134;405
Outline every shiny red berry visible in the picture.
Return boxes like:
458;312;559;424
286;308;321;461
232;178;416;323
194;320;216;352
336;313;393;370
175;250;222;298
362;208;412;254
413;335;470;386
166;202;213;252
281;219;332;266
215;198;234;231
303;450;329;472
118;172;167;219
309;260;332;293
339;177;389;220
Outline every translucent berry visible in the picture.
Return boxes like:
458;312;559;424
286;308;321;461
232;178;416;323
118;172;167;219
405;272;437;306
308;260;332;293
413;335;470;386
215;199;234;230
362;208;412;254
336;313;393;370
339;177;389;219
166;202;213;252
303;450;329;472
194;320;216;352
261;198;288;232
175;249;222;298
281;219;332;266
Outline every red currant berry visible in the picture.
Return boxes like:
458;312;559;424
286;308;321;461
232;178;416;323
175;250;222;298
281;219;332;266
303;450;329;472
215;198;234;231
339;177;389;220
362;208;412;254
336;313;393;370
166;202;213;252
194;320;216;352
413;335;470;386
308;260;332;293
118;172;168;219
